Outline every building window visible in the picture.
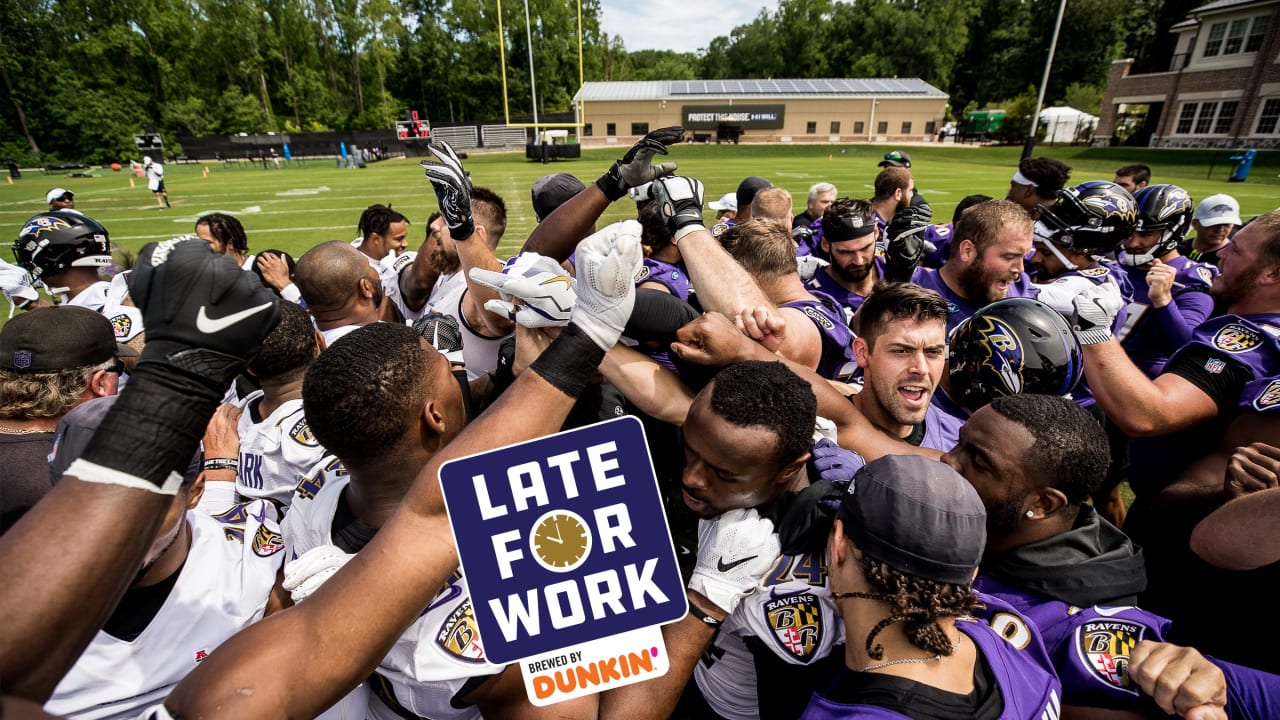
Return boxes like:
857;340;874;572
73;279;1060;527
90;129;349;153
630;122;649;136
1215;101;1238;134
1176;103;1197;133
1203;15;1268;57
877;121;888;134
830;121;840;134
1203;22;1227;56
583;123;593;137
853;121;865;134
1258;99;1280;134
606;123;616;136
1176;101;1240;135
806;121;817;134
1223;18;1249;54
925;121;937;135
901;121;913;134
1194;102;1218;134
1246;16;1269;52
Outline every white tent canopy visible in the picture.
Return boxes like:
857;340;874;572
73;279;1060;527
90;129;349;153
1039;106;1098;144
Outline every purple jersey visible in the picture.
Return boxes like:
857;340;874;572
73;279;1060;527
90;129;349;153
1172;313;1280;390
635;257;691;302
800;593;1062;720
929;388;972;427
910;267;1040;335
975;575;1280;718
805;260;886;328
1116;256;1217;377
921;223;954;269
1240;374;1280;414
921;402;964;452
783;291;858;381
796;217;825;258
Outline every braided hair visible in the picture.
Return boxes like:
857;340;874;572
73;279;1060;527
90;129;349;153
854;554;978;660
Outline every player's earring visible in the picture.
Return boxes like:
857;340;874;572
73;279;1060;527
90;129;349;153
1025;510;1035;518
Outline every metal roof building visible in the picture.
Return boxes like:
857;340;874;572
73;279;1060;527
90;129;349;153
572;79;949;145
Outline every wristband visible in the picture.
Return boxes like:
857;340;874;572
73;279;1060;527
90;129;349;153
688;601;723;628
673;224;704;245
529;322;606;398
202;457;240;472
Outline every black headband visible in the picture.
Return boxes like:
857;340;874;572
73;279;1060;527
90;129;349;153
825;214;876;243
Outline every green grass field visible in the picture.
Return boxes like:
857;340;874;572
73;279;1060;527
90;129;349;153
1;143;1277;265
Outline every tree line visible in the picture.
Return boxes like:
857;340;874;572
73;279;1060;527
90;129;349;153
0;0;1195;164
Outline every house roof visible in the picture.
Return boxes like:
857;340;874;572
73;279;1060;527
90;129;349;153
1190;0;1276;15
575;78;947;103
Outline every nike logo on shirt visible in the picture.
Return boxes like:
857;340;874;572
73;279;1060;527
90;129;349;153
717;555;758;572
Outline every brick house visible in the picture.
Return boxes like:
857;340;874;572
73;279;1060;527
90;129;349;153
1095;0;1280;148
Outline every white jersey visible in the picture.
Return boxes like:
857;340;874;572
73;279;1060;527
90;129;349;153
427;273;507;381
379;250;429;324
64;280;111;313
694;550;844;720
101;273;143;342
320;324;363;346
283;458;500;719
145;163;164;191
45;503;284;720
234;390;328;510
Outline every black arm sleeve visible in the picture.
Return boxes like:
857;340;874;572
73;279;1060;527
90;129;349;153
1163;344;1255;411
624;288;700;344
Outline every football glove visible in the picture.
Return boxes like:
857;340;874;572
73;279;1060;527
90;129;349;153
648;176;706;242
572;220;643;350
594;126;683;202
688;508;781;615
470;252;577;329
421;141;475;241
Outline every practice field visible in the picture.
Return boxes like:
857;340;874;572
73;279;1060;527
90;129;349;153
1;144;1277;264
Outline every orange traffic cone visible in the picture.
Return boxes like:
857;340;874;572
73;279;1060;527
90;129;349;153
202;165;209;177
5;176;11;185
129;177;135;188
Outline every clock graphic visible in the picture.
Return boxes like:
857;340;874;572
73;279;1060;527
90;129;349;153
529;509;592;573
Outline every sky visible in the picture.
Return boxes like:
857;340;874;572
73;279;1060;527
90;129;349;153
599;0;773;54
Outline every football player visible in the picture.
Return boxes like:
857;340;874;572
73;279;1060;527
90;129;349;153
12;211;113;311
1114;184;1218;377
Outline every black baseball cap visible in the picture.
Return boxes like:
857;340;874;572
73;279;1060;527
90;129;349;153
0;306;137;372
838;455;986;585
736;176;773;212
879;150;912;168
531;173;586;222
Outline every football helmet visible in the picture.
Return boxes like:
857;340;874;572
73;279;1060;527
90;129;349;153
1033;180;1136;257
948;298;1083;412
1120;184;1193;266
13;211;112;282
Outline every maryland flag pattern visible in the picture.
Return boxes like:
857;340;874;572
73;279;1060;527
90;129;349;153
1076;619;1145;693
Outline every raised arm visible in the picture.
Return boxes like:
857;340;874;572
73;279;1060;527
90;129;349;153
0;239;280;701
524;126;682;261
166;221;645;719
422;141;513;337
648;176;772;317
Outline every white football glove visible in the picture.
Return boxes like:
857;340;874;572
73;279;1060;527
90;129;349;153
1069;281;1123;345
471;252;576;329
0;258;39;316
796;254;830;283
572;220;643;350
688;508;781;615
283;544;353;603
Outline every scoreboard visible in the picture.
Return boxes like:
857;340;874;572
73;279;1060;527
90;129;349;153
396;114;430;141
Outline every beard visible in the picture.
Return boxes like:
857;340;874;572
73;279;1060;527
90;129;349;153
957;261;1012;306
986;495;1026;538
831;259;875;284
1210;265;1258;313
429;248;461;275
